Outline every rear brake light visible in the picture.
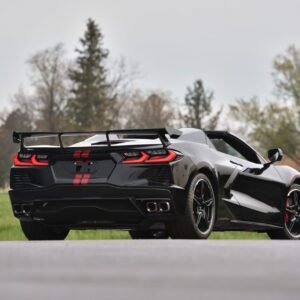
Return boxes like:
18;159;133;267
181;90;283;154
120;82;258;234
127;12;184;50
145;150;177;163
122;150;180;164
13;154;33;166
13;154;49;166
122;152;149;164
32;155;49;166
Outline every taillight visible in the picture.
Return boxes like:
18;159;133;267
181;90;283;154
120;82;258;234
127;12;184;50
13;154;33;166
122;152;149;164
122;150;180;164
13;153;49;166
31;155;49;166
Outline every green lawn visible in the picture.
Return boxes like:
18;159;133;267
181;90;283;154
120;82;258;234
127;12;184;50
0;193;268;240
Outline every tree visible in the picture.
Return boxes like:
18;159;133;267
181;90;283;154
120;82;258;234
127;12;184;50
273;45;300;106
67;18;114;130
183;79;222;130
105;57;140;128
0;105;33;187
228;46;300;168
28;43;69;131
229;98;300;165
124;91;176;128
229;46;300;170
0;44;69;187
273;45;300;131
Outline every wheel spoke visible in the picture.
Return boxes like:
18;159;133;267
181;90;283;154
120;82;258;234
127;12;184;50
206;205;212;221
289;218;297;232
293;191;299;208
286;208;297;215
200;181;205;200
194;195;202;206
196;212;202;226
204;198;213;207
203;212;209;226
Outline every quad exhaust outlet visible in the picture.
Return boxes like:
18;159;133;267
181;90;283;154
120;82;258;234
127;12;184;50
14;204;32;216
146;201;171;213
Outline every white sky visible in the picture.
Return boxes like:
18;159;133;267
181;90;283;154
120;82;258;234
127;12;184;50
1;0;300;110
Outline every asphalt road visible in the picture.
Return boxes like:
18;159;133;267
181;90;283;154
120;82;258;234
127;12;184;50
0;240;299;300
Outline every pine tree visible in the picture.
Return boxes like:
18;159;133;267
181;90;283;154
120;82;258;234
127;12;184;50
67;19;112;130
184;79;221;130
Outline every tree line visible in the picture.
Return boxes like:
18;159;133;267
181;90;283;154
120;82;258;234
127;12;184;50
229;45;300;167
0;18;299;187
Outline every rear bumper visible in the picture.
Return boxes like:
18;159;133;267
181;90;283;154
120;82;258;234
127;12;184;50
9;184;186;230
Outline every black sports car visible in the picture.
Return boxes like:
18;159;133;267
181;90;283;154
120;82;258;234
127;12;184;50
9;128;300;240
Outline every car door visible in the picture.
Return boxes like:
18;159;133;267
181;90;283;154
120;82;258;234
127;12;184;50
218;134;286;226
227;156;286;225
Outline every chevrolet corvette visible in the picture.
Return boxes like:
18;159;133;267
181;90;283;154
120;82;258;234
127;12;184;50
9;128;300;240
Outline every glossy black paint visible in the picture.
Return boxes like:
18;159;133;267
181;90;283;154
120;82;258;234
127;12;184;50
9;128;300;232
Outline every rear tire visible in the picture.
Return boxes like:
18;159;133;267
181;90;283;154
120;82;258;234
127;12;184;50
267;184;300;240
170;173;216;239
20;221;69;241
129;230;169;239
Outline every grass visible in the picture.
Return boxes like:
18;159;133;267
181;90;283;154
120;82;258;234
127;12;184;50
0;193;268;240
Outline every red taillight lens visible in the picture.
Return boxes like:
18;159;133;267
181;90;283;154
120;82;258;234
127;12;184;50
122;150;179;164
13;154;33;166
122;152;149;164
145;150;177;163
13;154;49;166
31;155;49;166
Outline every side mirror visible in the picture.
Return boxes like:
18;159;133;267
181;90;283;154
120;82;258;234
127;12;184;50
245;148;284;176
267;148;283;164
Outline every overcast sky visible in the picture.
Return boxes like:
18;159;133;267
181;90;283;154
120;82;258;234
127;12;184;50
1;0;300;110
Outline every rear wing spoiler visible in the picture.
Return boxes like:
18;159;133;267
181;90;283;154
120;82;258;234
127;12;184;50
13;127;182;150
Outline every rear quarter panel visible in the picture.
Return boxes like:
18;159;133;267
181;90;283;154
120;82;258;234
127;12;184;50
274;165;300;186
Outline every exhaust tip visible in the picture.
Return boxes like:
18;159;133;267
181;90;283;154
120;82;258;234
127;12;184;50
22;205;32;216
158;201;171;212
13;204;22;215
145;201;171;213
146;202;158;213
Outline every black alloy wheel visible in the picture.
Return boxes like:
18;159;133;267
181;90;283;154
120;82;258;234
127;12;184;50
193;178;215;236
268;184;300;240
284;187;300;238
170;173;216;239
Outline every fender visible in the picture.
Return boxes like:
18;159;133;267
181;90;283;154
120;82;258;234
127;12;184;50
274;165;300;187
292;175;300;186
